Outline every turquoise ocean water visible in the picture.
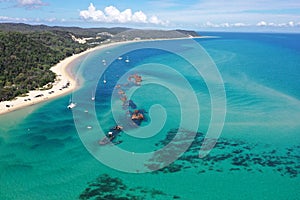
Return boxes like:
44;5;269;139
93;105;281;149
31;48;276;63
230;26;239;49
0;32;300;199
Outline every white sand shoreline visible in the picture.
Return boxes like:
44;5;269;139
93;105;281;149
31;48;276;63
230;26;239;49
0;39;143;115
0;44;105;115
0;36;206;115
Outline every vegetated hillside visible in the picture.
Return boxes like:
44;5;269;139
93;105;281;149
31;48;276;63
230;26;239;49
0;23;200;102
0;30;90;101
0;23;131;101
175;29;200;37
0;23;130;38
112;29;200;41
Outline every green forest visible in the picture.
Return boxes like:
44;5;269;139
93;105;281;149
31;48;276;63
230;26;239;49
0;23;199;102
0;30;91;101
0;23;131;101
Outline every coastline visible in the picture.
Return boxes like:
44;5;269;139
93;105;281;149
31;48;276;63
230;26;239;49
0;40;139;115
0;45;104;115
0;36;205;115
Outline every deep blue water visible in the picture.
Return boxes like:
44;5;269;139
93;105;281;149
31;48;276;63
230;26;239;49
0;32;299;199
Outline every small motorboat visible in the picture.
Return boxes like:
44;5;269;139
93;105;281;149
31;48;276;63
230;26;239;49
91;91;95;101
67;96;76;109
103;74;107;84
99;125;123;145
67;102;76;109
99;132;115;145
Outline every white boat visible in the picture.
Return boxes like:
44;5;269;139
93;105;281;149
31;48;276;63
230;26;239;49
67;102;76;109
118;56;122;60
103;74;107;84
125;56;130;63
92;91;95;101
67;96;76;109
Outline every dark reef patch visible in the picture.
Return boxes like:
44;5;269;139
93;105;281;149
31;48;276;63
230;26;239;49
144;128;300;178
79;174;180;200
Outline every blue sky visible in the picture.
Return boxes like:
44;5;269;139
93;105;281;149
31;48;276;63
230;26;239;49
1;0;300;32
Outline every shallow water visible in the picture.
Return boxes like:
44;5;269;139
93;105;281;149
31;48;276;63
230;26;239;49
0;32;300;199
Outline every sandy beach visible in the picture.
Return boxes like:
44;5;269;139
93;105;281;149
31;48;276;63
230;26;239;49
0;52;76;115
0;39;144;115
0;36;204;115
0;43;109;115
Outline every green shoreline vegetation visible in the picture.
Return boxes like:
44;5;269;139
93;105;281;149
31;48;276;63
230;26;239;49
0;28;101;101
0;23;199;102
0;31;83;101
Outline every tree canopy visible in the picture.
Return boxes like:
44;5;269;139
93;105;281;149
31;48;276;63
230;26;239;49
0;23;199;101
0;30;92;101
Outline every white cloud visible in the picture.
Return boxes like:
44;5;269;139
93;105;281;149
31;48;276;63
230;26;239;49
202;20;300;29
132;11;147;23
233;23;246;27
255;21;298;27
149;15;168;25
17;0;46;8
198;20;300;30
0;15;61;24
205;21;219;28
0;16;28;22
79;3;167;25
220;23;230;28
288;21;294;27
203;21;247;28
267;22;277;27
256;21;267;26
104;6;132;23
45;17;56;22
152;0;300;29
80;3;106;21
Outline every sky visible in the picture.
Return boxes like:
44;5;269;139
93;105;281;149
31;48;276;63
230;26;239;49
1;0;300;32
